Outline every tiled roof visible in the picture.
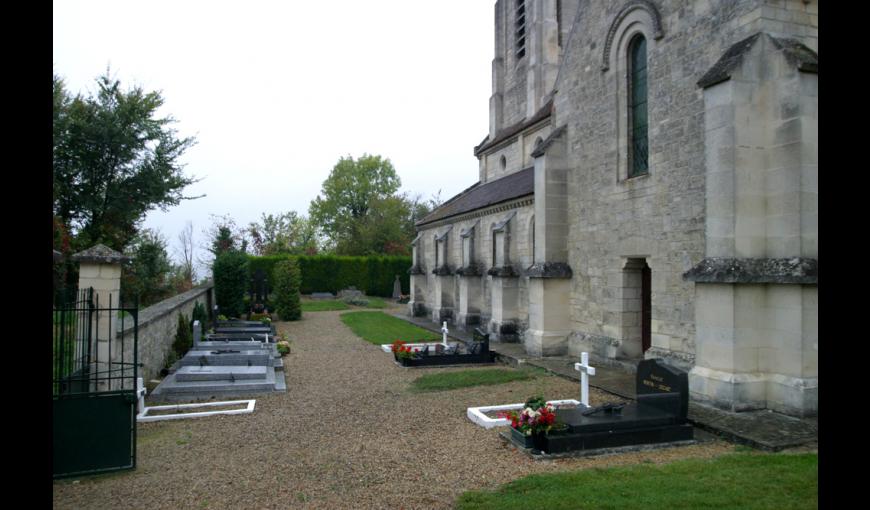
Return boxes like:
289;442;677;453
416;167;534;227
473;99;553;156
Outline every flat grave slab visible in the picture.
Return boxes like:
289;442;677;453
179;350;273;367
175;365;267;382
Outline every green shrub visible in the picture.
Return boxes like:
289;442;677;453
276;342;290;356
213;250;249;318
273;258;302;321
191;301;208;329
172;312;193;358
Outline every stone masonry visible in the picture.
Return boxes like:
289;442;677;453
410;0;817;417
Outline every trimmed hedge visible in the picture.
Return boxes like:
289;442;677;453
213;250;249;318
273;259;302;321
247;254;411;297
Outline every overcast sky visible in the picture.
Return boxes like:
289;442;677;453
53;0;494;277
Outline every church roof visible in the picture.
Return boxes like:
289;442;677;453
416;167;534;227
473;99;553;157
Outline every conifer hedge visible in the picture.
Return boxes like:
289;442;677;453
213;250;249;318
273;259;302;321
247;254;410;297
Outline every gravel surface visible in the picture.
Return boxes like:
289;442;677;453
53;305;736;509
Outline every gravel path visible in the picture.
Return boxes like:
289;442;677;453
53;306;735;509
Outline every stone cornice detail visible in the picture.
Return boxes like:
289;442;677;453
526;262;573;279
408;265;426;275
432;265;455;276
487;265;518;278
683;257;818;284
416;197;534;231
455;264;484;277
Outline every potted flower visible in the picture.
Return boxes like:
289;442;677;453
499;396;564;450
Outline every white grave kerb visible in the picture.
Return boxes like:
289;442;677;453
574;352;596;407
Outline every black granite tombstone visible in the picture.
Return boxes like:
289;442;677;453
250;269;269;312
523;359;693;454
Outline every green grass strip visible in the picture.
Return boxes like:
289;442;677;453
301;299;351;312
340;311;439;345
456;452;818;510
411;368;536;392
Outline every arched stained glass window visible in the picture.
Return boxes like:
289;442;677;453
628;35;648;177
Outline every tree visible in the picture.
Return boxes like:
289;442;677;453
199;213;250;272
175;221;196;287
53;70;199;252
121;229;174;306
309;154;401;253
248;211;319;256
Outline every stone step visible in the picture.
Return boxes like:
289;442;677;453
175;365;268;382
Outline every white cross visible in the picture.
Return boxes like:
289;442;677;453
574;352;596;408
441;321;449;347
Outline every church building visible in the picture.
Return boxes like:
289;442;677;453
409;0;817;417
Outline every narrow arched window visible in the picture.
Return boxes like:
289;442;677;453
628;35;648;177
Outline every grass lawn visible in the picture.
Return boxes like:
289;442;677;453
301;299;351;312
301;297;389;312
456;452;818;510
340;311;439;345
411;368;538;392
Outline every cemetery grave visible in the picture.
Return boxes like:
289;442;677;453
389;324;496;367
499;358;694;456
148;320;286;402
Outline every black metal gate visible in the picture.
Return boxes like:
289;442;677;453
53;288;139;479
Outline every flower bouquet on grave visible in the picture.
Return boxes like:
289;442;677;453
390;340;417;361
499;396;566;449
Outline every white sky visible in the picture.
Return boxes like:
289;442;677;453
53;0;494;276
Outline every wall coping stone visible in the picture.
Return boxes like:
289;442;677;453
72;244;131;264
116;280;214;337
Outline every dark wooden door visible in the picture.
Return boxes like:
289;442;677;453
641;263;651;353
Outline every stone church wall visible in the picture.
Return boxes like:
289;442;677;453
550;0;816;368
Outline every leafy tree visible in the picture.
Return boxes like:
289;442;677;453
121;229;174;306
309;154;401;253
248;211;319;256
52;70;200;252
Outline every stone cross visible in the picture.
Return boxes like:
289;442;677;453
441;321;449;347
574;352;596;407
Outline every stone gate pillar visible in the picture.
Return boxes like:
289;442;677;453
72;244;131;391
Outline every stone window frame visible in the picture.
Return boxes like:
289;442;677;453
514;0;527;60
603;2;662;183
528;214;536;265
491;210;517;267
434;226;453;270
459;221;479;269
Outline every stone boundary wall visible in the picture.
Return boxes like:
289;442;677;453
117;281;214;382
